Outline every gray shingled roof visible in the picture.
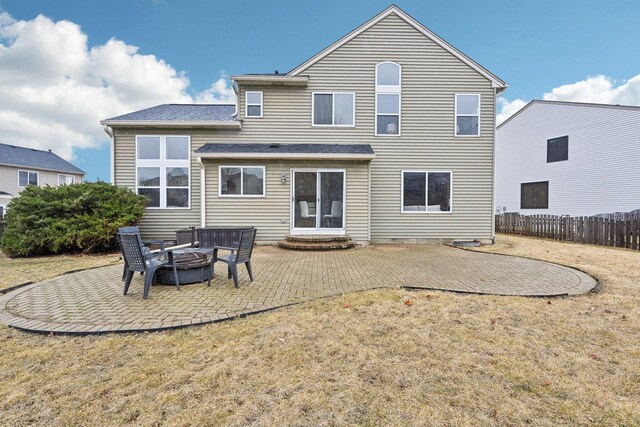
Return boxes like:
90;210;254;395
194;143;374;155
104;104;237;122
0;143;85;175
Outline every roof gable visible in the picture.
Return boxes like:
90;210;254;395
0;143;85;175
287;5;506;89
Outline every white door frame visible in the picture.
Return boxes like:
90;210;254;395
290;168;346;235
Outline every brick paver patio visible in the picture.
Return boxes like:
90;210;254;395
0;245;596;334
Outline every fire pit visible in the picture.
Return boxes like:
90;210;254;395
156;250;213;285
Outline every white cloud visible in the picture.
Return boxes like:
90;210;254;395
195;77;236;104
497;74;640;125
0;11;234;161
543;74;640;105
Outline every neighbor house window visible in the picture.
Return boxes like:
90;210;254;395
58;174;75;185
312;93;355;126
455;94;480;136
246;91;263;117
0;205;5;219
136;135;190;208
521;181;548;209
18;170;38;187
219;166;265;197
375;62;401;135
547;135;568;162
401;171;452;213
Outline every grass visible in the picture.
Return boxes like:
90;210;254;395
1;235;639;426
0;251;121;291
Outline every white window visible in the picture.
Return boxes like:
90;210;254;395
135;135;190;209
312;93;355;126
18;170;38;187
58;174;76;185
455;94;480;136
375;62;401;136
401;171;452;213
246;91;263;117
219;166;265;197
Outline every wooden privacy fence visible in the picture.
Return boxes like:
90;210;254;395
495;213;640;250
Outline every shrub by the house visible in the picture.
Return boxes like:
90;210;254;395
1;182;147;257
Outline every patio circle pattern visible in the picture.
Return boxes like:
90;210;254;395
0;245;596;334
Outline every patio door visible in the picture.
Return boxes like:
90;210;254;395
291;169;345;234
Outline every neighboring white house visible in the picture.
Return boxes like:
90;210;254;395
495;100;640;216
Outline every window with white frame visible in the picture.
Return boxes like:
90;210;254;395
58;174;76;185
402;171;452;213
375;62;401;135
18;170;38;187
0;205;5;219
219;166;265;197
455;94;480;136
312;93;355;126
246;91;263;117
136;135;190;208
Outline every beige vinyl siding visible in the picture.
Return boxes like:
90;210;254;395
204;160;369;244
237;13;496;241
113;12;498;242
0;165;83;198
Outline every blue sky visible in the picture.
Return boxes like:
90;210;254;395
1;0;639;181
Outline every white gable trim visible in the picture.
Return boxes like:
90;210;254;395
287;5;506;89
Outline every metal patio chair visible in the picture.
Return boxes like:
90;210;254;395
118;231;180;299
117;226;166;281
209;228;257;288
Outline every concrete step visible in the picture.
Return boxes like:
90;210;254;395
277;239;356;251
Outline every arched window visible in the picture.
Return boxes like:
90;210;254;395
375;62;401;135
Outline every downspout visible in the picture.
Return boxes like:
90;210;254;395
102;125;115;184
197;156;206;228
231;79;240;118
491;88;498;244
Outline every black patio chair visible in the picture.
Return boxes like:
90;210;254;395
118;231;180;299
117;226;166;281
209;228;257;288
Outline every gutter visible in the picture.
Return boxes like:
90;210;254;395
195;152;375;161
102;125;115;184
99;120;241;128
196;156;206;228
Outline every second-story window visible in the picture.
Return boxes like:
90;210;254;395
455;94;480;136
375;62;401;136
18;170;38;187
58;174;76;185
312;93;355;126
246;91;263;117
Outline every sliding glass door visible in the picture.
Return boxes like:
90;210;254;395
292;170;345;233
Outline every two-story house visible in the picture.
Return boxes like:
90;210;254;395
101;5;507;245
0;143;85;218
496;100;640;216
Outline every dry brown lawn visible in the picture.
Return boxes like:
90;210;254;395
1;235;639;426
0;251;121;291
